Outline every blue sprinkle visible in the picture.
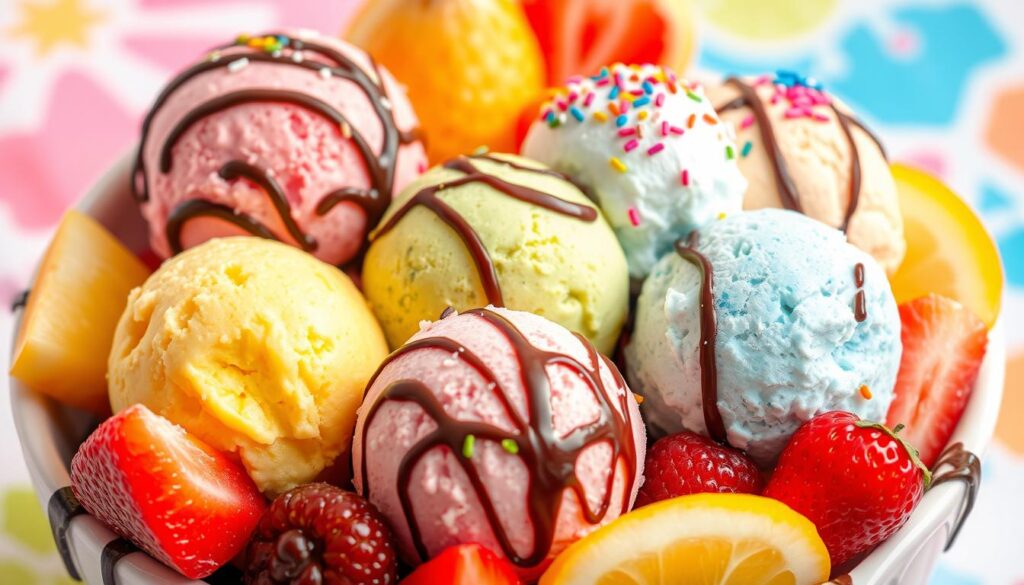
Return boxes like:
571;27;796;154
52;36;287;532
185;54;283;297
276;35;289;46
545;110;556;122
633;96;651;108
615;114;629;127
609;86;621;100
570;106;585;122
642;80;654;95
741;141;753;157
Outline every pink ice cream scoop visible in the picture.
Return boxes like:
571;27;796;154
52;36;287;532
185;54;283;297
133;30;427;266
353;306;645;579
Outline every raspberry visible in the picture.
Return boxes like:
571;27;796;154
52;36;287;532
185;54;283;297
636;432;762;507
244;483;397;585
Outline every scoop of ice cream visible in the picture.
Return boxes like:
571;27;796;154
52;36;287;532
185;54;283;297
353;306;645;578
626;209;901;464
704;72;904;274
108;237;388;495
362;153;628;354
521;64;747;279
135;30;427;267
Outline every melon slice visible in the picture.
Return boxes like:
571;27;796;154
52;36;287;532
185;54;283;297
10;211;151;415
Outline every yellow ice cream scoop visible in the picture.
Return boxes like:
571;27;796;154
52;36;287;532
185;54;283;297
362;153;629;354
108;237;387;495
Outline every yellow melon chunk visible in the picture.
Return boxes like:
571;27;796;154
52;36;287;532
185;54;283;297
10;210;150;415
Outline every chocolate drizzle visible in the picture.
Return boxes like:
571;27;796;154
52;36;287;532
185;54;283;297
715;77;887;232
372;155;598;307
100;538;139;585
852;262;867;323
47;487;85;580
359;308;637;568
674;234;727;444
134;32;419;258
930;442;981;550
10;289;29;312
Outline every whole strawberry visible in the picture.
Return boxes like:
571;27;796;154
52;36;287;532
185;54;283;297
244;483;397;585
636;431;762;507
764;411;930;568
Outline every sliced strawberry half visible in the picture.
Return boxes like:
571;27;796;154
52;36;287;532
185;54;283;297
522;0;695;85
70;404;265;579
885;294;988;468
402;544;522;585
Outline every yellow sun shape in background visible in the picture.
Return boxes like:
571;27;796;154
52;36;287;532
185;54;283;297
8;0;106;56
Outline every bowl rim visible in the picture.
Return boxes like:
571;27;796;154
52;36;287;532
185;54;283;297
7;151;1008;585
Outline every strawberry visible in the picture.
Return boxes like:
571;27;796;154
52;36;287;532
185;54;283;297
70;405;265;579
402;544;522;585
635;431;762;507
885;294;988;467
764;411;929;569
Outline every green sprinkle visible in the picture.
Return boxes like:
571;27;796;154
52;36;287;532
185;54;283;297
741;141;753;157
462;434;476;458
501;439;519;455
726;145;735;160
685;90;702;103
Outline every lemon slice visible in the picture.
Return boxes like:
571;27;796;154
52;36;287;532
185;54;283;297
540;493;830;585
888;164;1003;327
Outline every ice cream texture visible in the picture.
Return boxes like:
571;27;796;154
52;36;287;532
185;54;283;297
134;30;427;267
705;72;905;274
353;307;645;577
107;237;388;495
626;209;902;464
362;153;629;354
522;63;747;279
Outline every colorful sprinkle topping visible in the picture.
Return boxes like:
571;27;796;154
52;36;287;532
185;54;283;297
501;439;520;455
627;207;641;226
535;64;733;179
462;434;476;458
859;385;873;400
741;141;753;157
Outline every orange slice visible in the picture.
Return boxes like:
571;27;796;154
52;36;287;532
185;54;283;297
889;164;1003;327
540;493;830;585
11;211;150;414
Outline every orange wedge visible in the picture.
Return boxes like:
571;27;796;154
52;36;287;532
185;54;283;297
540;493;830;585
11;211;150;414
889;164;1003;327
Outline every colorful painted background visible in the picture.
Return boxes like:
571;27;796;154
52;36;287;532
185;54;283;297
0;0;1021;583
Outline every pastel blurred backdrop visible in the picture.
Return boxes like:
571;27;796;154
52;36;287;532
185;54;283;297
0;0;1021;583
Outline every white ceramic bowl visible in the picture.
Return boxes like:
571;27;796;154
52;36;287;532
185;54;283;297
8;151;1006;585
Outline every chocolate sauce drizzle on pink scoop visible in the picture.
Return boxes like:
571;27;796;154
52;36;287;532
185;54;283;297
674;233;727;445
715;77;887;232
372;155;598;307
134;33;419;259
359;308;638;568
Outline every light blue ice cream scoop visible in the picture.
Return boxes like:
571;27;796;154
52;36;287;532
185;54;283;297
626;209;902;464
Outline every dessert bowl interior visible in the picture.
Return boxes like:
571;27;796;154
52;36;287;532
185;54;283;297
7;151;1006;585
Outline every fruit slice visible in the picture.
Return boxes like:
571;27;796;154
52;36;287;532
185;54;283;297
521;0;695;85
10;210;150;415
539;493;829;585
885;294;988;467
889;164;1003;327
403;544;522;585
346;0;545;163
70;405;265;579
